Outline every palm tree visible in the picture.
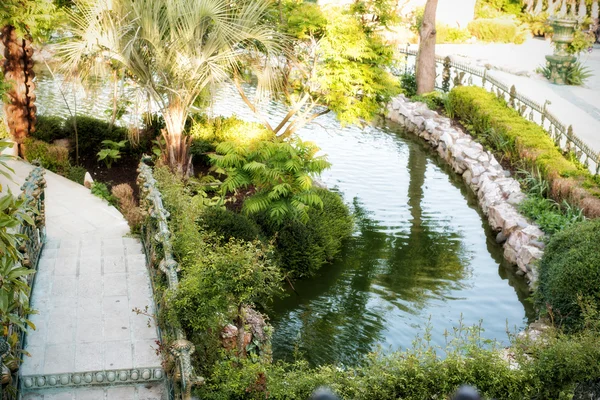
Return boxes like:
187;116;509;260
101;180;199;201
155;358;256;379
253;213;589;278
1;0;55;155
62;0;283;175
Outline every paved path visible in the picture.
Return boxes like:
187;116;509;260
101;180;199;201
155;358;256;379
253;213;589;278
1;160;166;399
408;40;600;155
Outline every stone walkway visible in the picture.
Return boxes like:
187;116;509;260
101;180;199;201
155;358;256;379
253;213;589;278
408;40;600;155
1;160;166;399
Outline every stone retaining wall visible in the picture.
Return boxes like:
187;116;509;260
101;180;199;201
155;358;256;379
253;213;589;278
387;95;544;287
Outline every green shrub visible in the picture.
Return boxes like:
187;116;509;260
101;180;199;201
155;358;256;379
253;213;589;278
400;70;417;98
63;116;129;158
256;188;353;278
537;219;600;331
90;181;117;206
33;115;67;143
23;138;70;173
199;207;261;242
190;115;273;148
411;92;446;110
447;86;600;217
66;165;87;185
468;17;528;44
197;323;600;400
436;25;471;44
519;195;584;235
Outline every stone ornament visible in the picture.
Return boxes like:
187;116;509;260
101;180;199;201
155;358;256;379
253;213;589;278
21;368;165;389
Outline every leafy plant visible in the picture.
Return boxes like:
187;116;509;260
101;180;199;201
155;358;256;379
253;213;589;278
97;139;127;169
400;69;418;98
90;182;117;206
22;138;70;174
210;139;331;225
566;61;593;86
66;165;87;185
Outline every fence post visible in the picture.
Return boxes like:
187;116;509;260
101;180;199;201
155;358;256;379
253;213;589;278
541;100;551;126
482;69;487;87
442;56;451;93
509;85;517;109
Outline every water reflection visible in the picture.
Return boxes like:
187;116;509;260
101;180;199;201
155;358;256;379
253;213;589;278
13;72;534;367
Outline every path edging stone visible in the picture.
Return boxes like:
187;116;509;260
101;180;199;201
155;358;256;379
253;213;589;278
387;95;544;287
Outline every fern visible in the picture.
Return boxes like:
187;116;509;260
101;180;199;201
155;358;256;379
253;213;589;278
211;138;331;225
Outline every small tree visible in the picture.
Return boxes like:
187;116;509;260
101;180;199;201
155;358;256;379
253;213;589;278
235;0;400;139
63;0;283;176
416;0;439;95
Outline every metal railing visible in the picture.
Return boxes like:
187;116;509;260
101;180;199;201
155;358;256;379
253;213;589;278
1;164;46;399
398;47;600;175
137;158;202;400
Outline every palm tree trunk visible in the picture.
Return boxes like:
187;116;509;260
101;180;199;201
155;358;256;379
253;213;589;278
1;25;36;156
162;101;192;176
416;0;439;95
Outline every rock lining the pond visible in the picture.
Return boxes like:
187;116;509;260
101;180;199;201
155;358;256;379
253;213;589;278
387;95;543;287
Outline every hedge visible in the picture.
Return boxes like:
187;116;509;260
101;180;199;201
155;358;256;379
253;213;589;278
537;219;600;331
447;86;600;217
468;17;528;44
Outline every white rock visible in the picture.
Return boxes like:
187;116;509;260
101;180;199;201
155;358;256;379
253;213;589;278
517;245;544;273
84;172;94;189
463;146;483;160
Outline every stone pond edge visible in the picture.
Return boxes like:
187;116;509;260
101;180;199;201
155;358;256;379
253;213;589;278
386;95;544;288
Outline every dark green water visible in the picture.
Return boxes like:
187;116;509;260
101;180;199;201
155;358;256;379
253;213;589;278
27;76;535;367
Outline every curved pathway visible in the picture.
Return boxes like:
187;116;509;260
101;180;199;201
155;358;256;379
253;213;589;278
1;160;166;399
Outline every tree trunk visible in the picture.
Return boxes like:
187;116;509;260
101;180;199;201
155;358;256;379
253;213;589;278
1;25;36;156
416;0;439;95
162;100;192;177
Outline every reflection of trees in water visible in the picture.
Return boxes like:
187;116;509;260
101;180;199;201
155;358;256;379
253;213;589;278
281;199;391;366
374;143;468;310
273;145;469;366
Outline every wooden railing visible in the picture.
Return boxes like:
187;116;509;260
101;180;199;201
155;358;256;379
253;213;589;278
398;47;600;175
137;158;202;400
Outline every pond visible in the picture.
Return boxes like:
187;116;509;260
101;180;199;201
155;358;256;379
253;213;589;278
26;74;535;367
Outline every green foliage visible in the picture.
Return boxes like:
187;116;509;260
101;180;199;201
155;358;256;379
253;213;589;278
90;182;117;206
468;17;529;44
97;139;127;169
284;2;328;39
537;219;600;331
446;86;600;210
0;0;57;39
66;165;87;185
400;70;417;98
519;195;585;235
0;118;8;139
411;92;447;111
565;61;594;86
63;116;129;158
475;0;523;18
255;189;353;278
32;115;67;143
23;138;70;174
196;321;600;400
199;207;261;242
189;116;274;158
436;25;471;44
210;139;331;225
567;29;596;56
0;141;36;334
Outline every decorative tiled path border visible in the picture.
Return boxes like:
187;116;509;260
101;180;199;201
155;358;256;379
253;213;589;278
21;367;164;389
